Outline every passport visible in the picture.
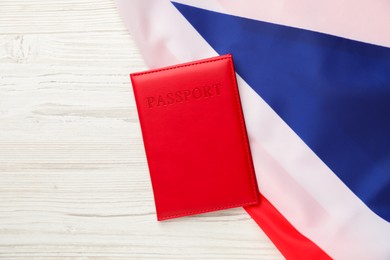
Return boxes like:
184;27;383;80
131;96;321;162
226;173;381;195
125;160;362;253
131;54;259;220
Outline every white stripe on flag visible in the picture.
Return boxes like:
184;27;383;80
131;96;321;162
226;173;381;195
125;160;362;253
174;0;390;48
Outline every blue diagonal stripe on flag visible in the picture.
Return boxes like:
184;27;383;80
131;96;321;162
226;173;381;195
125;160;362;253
173;2;390;222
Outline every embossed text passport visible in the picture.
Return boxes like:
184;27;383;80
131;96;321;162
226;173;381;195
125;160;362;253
131;54;259;220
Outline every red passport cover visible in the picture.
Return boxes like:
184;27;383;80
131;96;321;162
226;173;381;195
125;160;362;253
131;54;259;220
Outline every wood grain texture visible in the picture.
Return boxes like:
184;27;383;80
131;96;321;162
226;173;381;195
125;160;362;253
0;0;283;259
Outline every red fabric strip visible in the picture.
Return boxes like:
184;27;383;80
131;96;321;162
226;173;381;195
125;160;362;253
244;193;332;260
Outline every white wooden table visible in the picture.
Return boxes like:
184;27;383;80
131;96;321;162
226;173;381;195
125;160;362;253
0;1;282;259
